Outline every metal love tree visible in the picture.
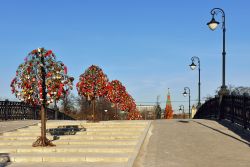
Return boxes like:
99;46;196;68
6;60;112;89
119;92;136;112
122;94;142;120
106;80;141;120
76;65;109;121
127;110;142;120
11;48;74;147
107;80;126;119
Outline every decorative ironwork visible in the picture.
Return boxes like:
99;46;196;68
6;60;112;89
0;100;74;121
194;95;250;129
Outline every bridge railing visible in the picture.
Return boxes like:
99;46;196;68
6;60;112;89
194;95;250;129
0;100;74;121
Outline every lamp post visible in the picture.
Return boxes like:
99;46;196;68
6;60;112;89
179;105;185;119
53;100;58;120
104;109;108;121
207;8;229;95
189;56;201;107
183;87;191;119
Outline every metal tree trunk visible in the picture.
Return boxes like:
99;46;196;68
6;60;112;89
32;54;54;147
115;103;118;120
92;99;95;121
40;104;46;145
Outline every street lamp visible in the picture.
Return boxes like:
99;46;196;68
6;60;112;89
207;8;229;95
104;109;108;121
179;105;185;119
189;56;201;107
183;87;191;119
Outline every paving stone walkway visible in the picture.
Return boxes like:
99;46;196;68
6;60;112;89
134;119;250;167
0;120;39;133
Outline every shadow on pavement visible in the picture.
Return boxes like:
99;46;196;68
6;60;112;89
47;125;86;141
193;120;250;147
178;120;190;123
218;119;250;144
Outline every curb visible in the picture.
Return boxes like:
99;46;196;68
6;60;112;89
126;121;152;167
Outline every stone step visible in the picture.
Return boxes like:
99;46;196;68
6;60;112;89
0;140;137;146
0;136;54;141
5;131;142;136
8;162;127;167
34;126;146;130
1;133;140;138
1;120;151;166
1;145;134;154
37;123;147;126
10;153;129;163
20;127;145;132
37;121;147;125
81;124;146;127
0;135;139;141
39;121;148;125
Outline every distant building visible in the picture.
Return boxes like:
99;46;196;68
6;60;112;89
136;104;156;120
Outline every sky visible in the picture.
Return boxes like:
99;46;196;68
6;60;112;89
0;0;250;113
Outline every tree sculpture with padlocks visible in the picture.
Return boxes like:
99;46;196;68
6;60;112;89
11;48;74;147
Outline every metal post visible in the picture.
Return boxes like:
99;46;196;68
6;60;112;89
198;62;201;106
92;99;95;121
222;25;226;90
190;56;201;107
179;105;185;119
183;87;191;119
208;8;228;95
54;100;58;120
243;94;247;129
189;93;191;119
231;95;235;123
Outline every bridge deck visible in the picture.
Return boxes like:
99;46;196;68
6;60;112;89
1;120;250;167
134;119;250;167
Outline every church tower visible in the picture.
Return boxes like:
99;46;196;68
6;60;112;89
165;88;173;119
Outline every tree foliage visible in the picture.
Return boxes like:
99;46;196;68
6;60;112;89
10;48;73;147
11;48;74;105
126;110;142;120
76;65;109;121
61;92;76;114
215;85;250;96
119;93;136;112
76;65;109;101
107;80;126;105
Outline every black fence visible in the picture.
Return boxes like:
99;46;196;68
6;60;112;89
194;95;250;129
0;100;74;121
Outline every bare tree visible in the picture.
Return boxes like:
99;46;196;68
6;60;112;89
61;93;76;114
74;96;116;121
215;85;250;96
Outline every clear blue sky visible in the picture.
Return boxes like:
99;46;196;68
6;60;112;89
0;0;250;112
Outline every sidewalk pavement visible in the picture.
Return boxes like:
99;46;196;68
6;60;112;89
134;119;250;167
0;120;39;133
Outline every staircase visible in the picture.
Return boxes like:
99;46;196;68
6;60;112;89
0;120;151;167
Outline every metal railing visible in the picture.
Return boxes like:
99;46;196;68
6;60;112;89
0;100;74;121
194;95;250;129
